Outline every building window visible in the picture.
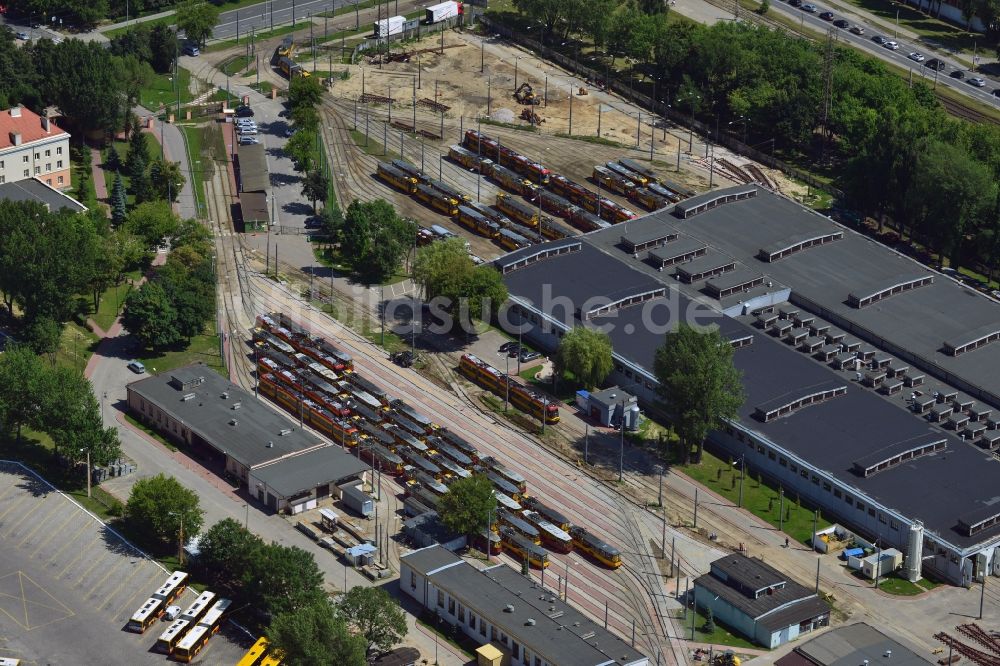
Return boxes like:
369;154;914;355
56;146;62;155
625;369;632;378
524;649;530;665
812;475;820;485
45;178;51;185
491;626;498;641
500;632;508;645
23;169;28;177
44;149;50;157
0;160;3;168
437;590;444;608
410;571;416;590
779;457;787;467
23;155;29;163
890;519;899;531
535;658;542;666
878;513;887;524
480;621;486;637
869;507;876;517
833;488;842;498
34;166;40;175
447;598;455;615
57;160;62;168
736;431;744;442
0;176;5;184
45;163;51;172
57;176;63;185
768;451;776;461
856;501;864;511
34;152;39;160
512;642;520;659
790;463;797;473
468;611;475;627
845;496;853;506
801;469;808;479
757;444;765;454
458;604;464;623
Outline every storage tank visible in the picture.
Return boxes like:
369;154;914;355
905;520;923;582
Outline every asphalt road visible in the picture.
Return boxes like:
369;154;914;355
767;0;1000;107
213;0;374;41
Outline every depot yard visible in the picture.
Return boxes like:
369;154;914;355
0;463;244;665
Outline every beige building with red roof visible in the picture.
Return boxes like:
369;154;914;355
0;106;71;190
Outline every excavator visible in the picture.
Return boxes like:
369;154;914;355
514;83;541;105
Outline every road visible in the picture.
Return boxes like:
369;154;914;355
764;0;1000;109
213;0;374;42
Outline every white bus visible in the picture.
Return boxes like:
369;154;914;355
154;618;192;654
126;571;188;633
173;598;231;663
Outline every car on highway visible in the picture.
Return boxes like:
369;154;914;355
833;18;849;28
872;35;887;44
127;360;146;374
908;52;925;62
788;0;802;6
968;76;986;87
993;88;1000;97
849;24;865;34
924;58;946;71
819;10;834;19
15;31;29;40
235;105;254;117
950;70;965;79
801;3;818;11
882;40;899;50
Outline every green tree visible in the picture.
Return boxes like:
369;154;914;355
285;129;317;173
109;25;152;63
0;345;46;441
554;327;613;390
704;607;716;632
32;39;126;134
243;543;326;618
413;238;507;324
111;173;128;226
196;518;264;592
463;265;508;322
42;366;121;465
437;474;496;538
122;280;180;348
126;130;150;181
288;74;324;116
337;586;408;656
149;25;178;73
124;473;204;550
149;158;186;202
125;200;180;250
341;199;415;283
268;599;366;666
23;315;62;355
653;323;744;464
301;170;330;213
106;144;122;172
176;0;221;46
319;200;344;242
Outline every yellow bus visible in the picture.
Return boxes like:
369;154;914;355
154;618;191;654
237;636;283;666
126;571;188;633
173;598;231;663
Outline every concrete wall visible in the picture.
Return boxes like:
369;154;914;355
693;584;758;644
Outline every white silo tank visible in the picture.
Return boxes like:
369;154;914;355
905;520;924;582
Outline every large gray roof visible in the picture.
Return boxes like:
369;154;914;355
0;178;87;213
780;622;932;666
127;363;325;469
251;445;369;498
497;189;1000;550
409;546;646;666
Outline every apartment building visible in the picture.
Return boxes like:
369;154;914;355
0;106;70;190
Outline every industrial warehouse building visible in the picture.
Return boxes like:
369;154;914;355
775;622;931;666
400;546;648;666
693;553;830;647
127;363;369;513
496;185;1000;586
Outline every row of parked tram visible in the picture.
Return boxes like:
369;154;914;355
253;312;621;569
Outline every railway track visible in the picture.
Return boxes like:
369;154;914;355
936;92;1000;125
936;631;1000;666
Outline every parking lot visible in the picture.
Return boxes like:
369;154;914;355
0;463;244;665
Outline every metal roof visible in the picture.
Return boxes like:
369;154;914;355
251;445;368;499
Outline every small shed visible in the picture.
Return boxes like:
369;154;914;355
402;511;467;552
476;643;504;666
339;482;374;518
345;543;377;566
859;548;902;580
586;386;640;430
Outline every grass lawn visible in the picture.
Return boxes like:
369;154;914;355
139;68;193;112
349;129;401;161
685;605;760;649
680;449;832;544
90;281;133;332
132;321;226;377
178;123;226;217
518;366;578;403
310;300;410;353
851;569;942;595
102;13;177;38
220;55;253;76
54;321;101;375
251;81;275;95
102;134;164;206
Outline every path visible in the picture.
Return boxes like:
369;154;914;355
135;106;198;221
90;146;108;207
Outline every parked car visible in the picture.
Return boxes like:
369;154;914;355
235;105;254;117
506;343;522;358
993;88;1000;97
849;24;864;34
238;136;259;145
519;349;541;362
907;52;925;62
182;43;200;57
819;10;834;19
788;0;802;6
968;76;986;87
127;360;146;374
235;118;256;127
237;126;257;135
882;40;899;50
499;341;518;353
950;70;965;79
15;31;29;40
833;18;849;28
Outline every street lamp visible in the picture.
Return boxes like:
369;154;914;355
733;454;745;507
80;448;91;498
168;511;185;566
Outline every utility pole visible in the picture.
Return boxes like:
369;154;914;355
568;87;573;136
738;455;745;508
779;486;784;533
693;488;698;528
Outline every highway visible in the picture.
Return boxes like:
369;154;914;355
763;0;1000;110
212;0;384;41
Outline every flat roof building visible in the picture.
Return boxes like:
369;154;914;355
127;363;369;513
400;546;648;666
693;553;830;648
775;622;932;666
496;185;1000;586
0;178;86;213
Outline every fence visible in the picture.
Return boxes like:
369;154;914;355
478;14;841;199
352;13;477;64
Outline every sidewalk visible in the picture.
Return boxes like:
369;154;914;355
99;9;176;34
136;107;198;221
90;146;108;206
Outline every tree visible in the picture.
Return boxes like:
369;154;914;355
268;599;366;666
31;39;126;135
125;200;180;250
126;129;150;181
703;607;716;632
149;25;179;73
106;144;122;172
554;327;613;390
319;200;344;242
149;157;186;202
122;280;180;348
413;238;508;325
301;170;330;213
437;474;496;538
242;543;326;619
23;315;62;355
42;365;121;466
196;518;264;591
653;324;744;464
110;26;153;63
124;473;204;550
285;129;317;173
111;173;127;226
288;74;324;115
337;586;408;657
341;199;415;283
0;345;46;441
176;0;221;46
